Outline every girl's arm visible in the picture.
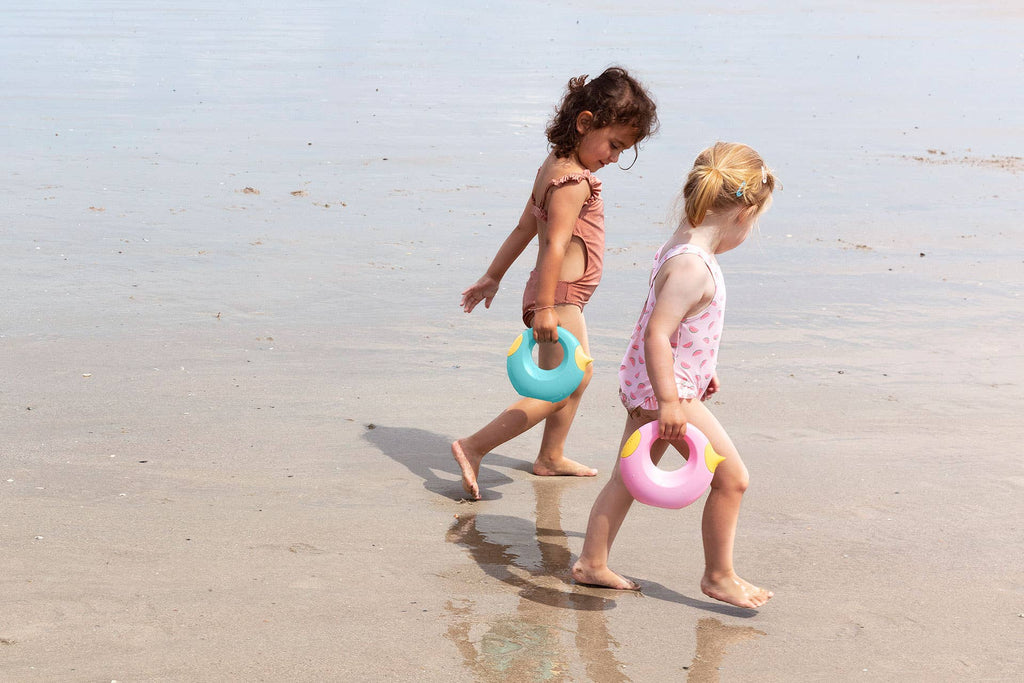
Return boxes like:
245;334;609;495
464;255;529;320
460;201;538;313
529;181;590;342
643;255;715;441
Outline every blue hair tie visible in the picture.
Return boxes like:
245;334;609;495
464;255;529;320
735;181;747;198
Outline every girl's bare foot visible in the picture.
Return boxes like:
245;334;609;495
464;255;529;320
451;440;483;500
701;571;773;609
533;455;597;478
571;561;640;591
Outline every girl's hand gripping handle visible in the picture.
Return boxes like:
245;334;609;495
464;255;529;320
531;306;560;343
657;400;688;442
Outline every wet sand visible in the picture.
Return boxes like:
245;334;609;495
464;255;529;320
2;1;1022;681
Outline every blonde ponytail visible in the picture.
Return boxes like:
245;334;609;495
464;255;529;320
681;142;776;227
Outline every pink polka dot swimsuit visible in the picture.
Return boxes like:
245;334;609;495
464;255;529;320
619;243;726;410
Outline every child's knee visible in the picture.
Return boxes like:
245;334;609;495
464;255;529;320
571;364;593;396
732;468;750;494
712;456;749;493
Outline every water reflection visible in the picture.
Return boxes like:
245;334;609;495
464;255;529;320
685;617;766;683
363;424;766;679
444;479;630;682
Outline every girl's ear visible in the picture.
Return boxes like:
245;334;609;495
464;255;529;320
742;195;773;223
575;111;595;135
737;204;759;225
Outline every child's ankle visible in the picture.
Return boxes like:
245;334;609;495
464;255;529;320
703;567;737;582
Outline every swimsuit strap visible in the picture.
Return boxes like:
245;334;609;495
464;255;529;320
533;170;597;213
653;243;714;279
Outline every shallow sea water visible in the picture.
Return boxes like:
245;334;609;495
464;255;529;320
2;1;1022;681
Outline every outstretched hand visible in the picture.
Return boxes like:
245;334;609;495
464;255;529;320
460;275;500;313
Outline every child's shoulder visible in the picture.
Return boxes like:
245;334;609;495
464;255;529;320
532;155;596;203
536;154;589;183
657;243;715;281
662;248;710;272
668;242;713;259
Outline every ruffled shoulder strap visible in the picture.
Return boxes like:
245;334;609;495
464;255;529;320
533;170;600;215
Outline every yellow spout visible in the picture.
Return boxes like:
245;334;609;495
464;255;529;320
704;444;726;472
575;346;594;370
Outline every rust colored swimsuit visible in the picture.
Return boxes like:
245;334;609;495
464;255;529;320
521;170;605;327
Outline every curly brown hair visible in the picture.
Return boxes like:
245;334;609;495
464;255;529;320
545;66;659;159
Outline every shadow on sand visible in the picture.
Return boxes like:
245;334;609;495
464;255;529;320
362;423;524;500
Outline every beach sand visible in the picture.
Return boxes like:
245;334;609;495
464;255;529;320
2;1;1022;680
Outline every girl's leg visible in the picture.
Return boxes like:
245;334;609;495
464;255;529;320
533;304;597;477
452;395;564;500
571;411;661;590
680;399;773;609
452;305;592;499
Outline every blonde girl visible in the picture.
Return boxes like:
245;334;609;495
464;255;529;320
572;142;777;609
